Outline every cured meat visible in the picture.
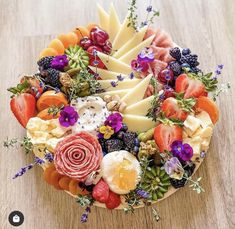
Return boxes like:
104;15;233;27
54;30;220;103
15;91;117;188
151;46;174;63
54;131;103;182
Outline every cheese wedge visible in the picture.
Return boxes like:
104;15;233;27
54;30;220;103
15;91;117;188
97;52;133;74
123;95;154;115
123;114;157;132
108;3;121;42
99;79;141;91
97;4;109;31
113;26;148;58
112;14;136;51
121;74;152;106
89;66;128;80
96;89;130;98
119;35;155;64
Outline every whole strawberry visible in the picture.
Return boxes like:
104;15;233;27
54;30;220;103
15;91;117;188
105;191;121;209
92;179;109;203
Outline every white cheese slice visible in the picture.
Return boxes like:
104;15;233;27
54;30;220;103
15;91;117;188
89;66;128;80
183;115;201;137
113;26;148;58
121;74;152;106
112;14;136;51
99;79;141;91
196;111;213;129
97;3;109;31
119;35;155;64
123;114;157;132
123;95;154;115
96;89;130;98
108;3;121;42
97;52;133;74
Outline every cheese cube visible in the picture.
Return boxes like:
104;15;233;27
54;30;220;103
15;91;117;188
196;111;213;128
183;115;201;137
197;126;213;138
201;138;211;151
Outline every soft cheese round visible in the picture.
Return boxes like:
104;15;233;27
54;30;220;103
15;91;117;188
101;150;141;194
71;96;110;134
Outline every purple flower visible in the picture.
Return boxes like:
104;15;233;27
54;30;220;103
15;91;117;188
171;140;193;162
200;151;206;158
35;157;45;165
136;189;149;199
93;60;99;66
104;113;123;132
45;152;54;163
81;213;88;223
117;74;124;81
129;72;135;79
12;164;34;179
59;106;79;127
138;47;155;62
51;55;69;70
110;81;118;87
164;157;184;180
218;64;224;69
131;59;149;72
146;5;153;12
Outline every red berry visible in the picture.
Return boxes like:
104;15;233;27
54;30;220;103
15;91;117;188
105;191;121;209
163;85;175;98
92;179;109;203
158;69;174;84
80;37;93;50
90;27;109;46
102;40;112;54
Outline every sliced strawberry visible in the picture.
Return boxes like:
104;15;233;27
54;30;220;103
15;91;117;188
92;179;109;203
161;97;189;121
175;74;206;99
154;123;183;152
105;191;121;209
10;93;36;128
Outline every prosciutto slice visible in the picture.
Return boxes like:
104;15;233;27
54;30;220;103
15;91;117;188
54;131;103;182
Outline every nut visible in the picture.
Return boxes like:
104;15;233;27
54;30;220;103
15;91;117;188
111;94;121;102
118;102;127;112
107;101;119;111
59;73;73;87
103;95;112;103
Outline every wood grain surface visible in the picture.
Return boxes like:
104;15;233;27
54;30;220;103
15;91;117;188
1;0;235;228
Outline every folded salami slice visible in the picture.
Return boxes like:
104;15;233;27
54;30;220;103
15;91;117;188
54;131;103;182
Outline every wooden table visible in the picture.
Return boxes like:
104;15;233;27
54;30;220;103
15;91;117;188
1;0;235;228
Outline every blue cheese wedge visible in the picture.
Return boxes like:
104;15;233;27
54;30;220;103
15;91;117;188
71;96;110;134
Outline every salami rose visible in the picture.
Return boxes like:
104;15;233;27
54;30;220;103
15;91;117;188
54;131;103;182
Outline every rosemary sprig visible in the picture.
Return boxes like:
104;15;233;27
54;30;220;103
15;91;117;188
152;207;160;222
47;105;64;116
212;82;231;101
175;93;196;112
77;194;94;207
127;0;138;31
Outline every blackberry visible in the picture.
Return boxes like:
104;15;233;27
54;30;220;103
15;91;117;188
121;123;128;132
98;138;107;152
105;139;124;153
170;162;196;189
37;56;54;70
170;177;187;189
169;61;182;76
185;54;199;67
123;131;136;150
169;47;181;60
45;68;62;88
116;131;125;140
180;56;188;64
182;48;191;56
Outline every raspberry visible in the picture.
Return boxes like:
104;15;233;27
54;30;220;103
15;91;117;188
92;179;109;203
45;68;62;88
105;139;124;153
37;56;54;70
123;132;136;150
105;191;121;209
169;47;181;60
168;61;182;76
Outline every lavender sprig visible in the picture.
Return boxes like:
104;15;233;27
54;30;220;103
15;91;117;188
77;195;94;223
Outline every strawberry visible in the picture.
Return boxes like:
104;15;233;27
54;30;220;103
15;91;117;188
92;179;109;203
154;123;183;152
105;191;121;209
175;74;206;99
161;97;188;121
10;93;36;128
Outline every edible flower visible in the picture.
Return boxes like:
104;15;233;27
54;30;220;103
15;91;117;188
104;113;123;132
59;106;79;127
131;59;149;72
171;140;193;162
137;47;154;62
99;125;114;139
51;55;69;70
164;157;184;180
